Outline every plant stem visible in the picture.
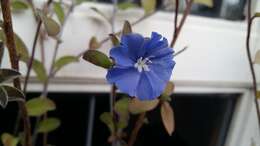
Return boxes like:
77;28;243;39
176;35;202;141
170;0;193;48
245;0;260;128
23;21;42;93
172;0;179;48
127;113;146;146
77;11;158;57
0;1;32;146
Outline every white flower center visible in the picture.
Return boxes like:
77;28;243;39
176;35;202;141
134;57;152;72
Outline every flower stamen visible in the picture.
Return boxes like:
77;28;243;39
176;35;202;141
134;57;151;72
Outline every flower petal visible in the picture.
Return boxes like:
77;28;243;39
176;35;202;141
143;32;173;58
150;55;175;82
110;46;135;67
106;67;140;97
136;73;154;100
121;33;145;60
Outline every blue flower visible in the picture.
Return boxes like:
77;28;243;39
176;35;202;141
106;32;175;100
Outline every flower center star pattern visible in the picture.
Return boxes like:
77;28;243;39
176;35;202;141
106;32;175;100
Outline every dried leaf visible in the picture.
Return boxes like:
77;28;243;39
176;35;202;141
129;98;159;114
89;37;100;49
194;0;213;7
37;118;61;133
26;97;56;117
54;56;79;72
53;2;65;24
0;86;8;108
122;21;132;35
82;50;113;69
0;68;21;83
1;133;19;146
109;34;120;46
100;112;115;134
254;50;260;64
141;0;156;14
161;101;175;135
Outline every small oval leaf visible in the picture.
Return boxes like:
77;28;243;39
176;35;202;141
38;10;60;37
11;0;29;11
54;56;79;73
161;101;175;136
82;50;113;69
0;29;29;62
89;37;100;50
254;50;260;64
100;112;115;134
0;86;8;108
53;2;65;24
122;21;132;35
115;98;130;129
0;68;21;83
26;97;56;117
109;34;120;46
194;0;214;7
255;12;260;17
129;98;159;114
1;133;19;146
37;118;61;133
32;59;47;82
118;2;138;10
141;0;156;14
2;85;25;102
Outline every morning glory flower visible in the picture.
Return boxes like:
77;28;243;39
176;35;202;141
106;32;175;100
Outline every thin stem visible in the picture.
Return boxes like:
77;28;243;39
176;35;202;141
77;10;158;58
23;21;42;93
245;0;260;128
0;1;32;146
127;113;146;146
174;46;188;57
172;0;179;48
170;0;193;47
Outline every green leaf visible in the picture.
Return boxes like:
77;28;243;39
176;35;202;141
122;21;132;35
257;91;260;99
38;10;60;37
254;50;260;65
129;98;159;114
82;50;113;69
0;68;21;83
194;0;213;7
53;2;65;24
32;59;47;82
26;97;56;117
115;98;130;129
0;29;29;61
37;118;61;133
161;82;175;101
2;85;25;102
109;34;120;46
0;86;8;108
141;0;156;14
11;0;28;11
89;37;100;50
255;12;260;17
1;133;19;146
118;2;138;10
54;56;79;72
100;112;115;134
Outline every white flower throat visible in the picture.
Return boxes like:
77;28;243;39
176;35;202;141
134;57;152;72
